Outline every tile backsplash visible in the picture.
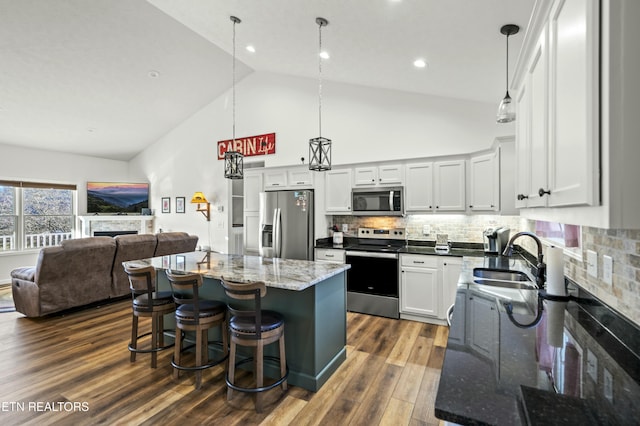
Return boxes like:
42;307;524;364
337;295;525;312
331;214;522;243
331;215;640;328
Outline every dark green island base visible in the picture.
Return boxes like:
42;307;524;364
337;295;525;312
128;251;350;392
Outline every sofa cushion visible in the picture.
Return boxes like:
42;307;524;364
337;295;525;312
154;232;198;257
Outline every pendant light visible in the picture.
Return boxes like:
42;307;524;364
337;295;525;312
225;16;243;179
496;24;520;123
309;17;331;171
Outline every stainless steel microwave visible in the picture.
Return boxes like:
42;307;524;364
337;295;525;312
351;187;404;216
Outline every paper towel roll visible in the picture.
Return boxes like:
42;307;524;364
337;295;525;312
546;246;565;296
546;300;567;347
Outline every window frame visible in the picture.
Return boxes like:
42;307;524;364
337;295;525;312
0;180;77;253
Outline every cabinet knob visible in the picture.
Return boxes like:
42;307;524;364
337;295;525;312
469;205;473;208
538;188;551;197
517;194;529;201
436;206;439;209
429;206;432;209
490;204;494;208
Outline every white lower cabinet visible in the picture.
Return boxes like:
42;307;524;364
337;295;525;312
399;254;462;324
243;212;260;255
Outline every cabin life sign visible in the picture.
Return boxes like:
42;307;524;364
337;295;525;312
217;132;276;160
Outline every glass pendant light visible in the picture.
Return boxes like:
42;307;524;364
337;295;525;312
309;17;331;171
496;24;520;123
225;16;244;179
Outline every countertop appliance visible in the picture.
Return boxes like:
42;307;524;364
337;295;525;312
351;187;403;216
258;190;314;260
483;227;510;254
345;227;406;319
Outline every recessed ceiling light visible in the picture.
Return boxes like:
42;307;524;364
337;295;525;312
320;51;330;60
413;59;427;68
148;70;160;78
246;45;256;53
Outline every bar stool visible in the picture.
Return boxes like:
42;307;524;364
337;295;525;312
124;264;175;368
166;270;228;389
220;277;288;413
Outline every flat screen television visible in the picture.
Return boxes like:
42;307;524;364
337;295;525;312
87;182;149;214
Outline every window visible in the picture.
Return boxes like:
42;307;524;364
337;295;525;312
535;220;582;259
0;180;76;252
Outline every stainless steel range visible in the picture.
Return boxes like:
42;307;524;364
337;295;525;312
345;228;405;319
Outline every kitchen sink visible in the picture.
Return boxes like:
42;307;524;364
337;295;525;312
472;268;538;290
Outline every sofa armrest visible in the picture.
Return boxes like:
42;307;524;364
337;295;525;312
11;267;36;282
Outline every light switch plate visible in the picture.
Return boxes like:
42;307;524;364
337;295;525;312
587;250;598;278
603;255;613;285
422;225;431;235
604;368;613;402
342;224;349;233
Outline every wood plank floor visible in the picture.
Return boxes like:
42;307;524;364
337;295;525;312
0;288;447;425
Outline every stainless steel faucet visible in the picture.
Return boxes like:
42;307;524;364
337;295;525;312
502;231;546;289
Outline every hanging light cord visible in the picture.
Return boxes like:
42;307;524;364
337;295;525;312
232;17;237;143
505;32;510;97
318;20;323;138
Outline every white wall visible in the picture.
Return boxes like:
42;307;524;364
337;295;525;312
0;143;133;282
131;71;513;253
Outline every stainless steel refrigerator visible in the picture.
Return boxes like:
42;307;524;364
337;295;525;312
258;190;314;260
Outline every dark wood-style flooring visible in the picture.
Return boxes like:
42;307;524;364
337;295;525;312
0;286;447;425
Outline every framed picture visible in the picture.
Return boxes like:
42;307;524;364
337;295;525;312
176;197;185;214
161;197;170;213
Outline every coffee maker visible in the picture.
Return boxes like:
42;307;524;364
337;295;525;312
483;227;510;254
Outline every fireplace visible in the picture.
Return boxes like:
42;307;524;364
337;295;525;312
94;230;138;238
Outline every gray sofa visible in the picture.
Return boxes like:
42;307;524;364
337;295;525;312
11;232;198;317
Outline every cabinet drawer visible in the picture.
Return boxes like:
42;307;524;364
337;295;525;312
400;254;438;268
315;249;346;263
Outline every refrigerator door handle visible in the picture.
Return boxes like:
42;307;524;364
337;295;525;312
274;208;282;258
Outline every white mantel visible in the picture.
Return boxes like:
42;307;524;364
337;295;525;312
78;215;154;237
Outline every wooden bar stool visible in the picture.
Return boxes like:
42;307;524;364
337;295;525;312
220;277;288;413
166;270;228;389
124;264;175;368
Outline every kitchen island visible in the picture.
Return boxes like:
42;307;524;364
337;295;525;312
124;250;350;392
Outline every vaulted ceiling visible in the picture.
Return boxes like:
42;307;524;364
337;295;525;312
0;0;534;161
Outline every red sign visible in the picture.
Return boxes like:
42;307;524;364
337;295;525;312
217;133;276;160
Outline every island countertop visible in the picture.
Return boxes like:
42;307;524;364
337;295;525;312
124;250;350;291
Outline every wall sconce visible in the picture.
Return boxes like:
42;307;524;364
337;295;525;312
190;192;210;221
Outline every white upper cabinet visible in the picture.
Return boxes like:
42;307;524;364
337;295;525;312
434;160;466;211
546;0;599;207
513;0;600;212
325;169;352;213
287;168;314;188
405;163;433;212
353;165;403;186
263;170;287;189
469;151;499;212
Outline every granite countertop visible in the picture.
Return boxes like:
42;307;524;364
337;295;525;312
315;238;488;257
435;257;640;425
124;251;350;292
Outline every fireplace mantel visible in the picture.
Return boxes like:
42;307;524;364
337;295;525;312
78;215;154;237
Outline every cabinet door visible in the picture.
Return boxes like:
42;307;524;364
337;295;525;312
325;169;352;213
378;164;403;185
441;258;462;319
468;292;499;360
405;163;433;212
434;160;466;211
515;83;531;208
243;212;259;255
353;167;377;186
288;168;314;187
263;170;287;189
469;152;499;211
527;27;549;207
243;172;263;213
547;0;599;206
400;266;439;318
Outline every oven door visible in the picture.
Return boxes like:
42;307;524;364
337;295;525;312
346;251;398;297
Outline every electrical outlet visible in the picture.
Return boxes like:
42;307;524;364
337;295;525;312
422;225;431;235
587;250;598;278
603;255;613;285
342;224;349;233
